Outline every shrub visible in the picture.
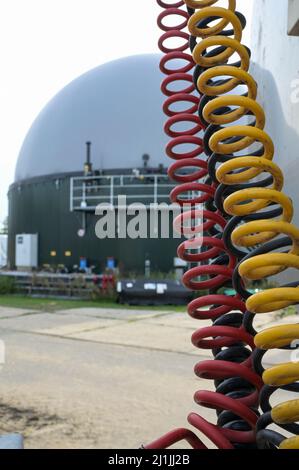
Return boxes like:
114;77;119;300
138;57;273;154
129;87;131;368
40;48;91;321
277;305;297;319
0;276;16;295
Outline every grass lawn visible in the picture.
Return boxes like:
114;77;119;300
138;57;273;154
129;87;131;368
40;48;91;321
0;295;187;313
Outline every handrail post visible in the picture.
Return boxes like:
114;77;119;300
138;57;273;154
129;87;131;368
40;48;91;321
70;177;74;212
110;176;114;206
154;175;158;204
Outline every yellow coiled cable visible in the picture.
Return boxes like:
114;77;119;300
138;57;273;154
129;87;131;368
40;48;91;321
184;0;299;449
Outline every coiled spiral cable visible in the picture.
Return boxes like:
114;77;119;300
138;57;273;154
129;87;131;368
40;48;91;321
148;0;299;450
145;0;264;450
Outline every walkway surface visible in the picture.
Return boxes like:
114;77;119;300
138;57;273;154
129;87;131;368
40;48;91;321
0;305;296;448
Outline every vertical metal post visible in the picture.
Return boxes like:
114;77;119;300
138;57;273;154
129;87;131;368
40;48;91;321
86;141;91;165
70;177;74;212
83;182;87;206
110;176;114;206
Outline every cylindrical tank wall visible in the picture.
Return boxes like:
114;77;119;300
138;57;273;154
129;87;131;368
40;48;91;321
8;176;180;274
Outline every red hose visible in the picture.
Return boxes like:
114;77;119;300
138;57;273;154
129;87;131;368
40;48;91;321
144;0;263;449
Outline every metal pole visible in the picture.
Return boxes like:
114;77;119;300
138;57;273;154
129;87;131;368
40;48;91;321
70;177;74;212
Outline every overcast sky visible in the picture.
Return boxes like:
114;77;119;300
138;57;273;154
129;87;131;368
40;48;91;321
0;0;252;224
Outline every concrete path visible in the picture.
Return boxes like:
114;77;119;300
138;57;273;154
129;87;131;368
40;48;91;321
0;305;297;448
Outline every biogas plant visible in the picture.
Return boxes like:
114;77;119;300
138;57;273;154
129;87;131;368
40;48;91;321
2;0;299;454
3;54;192;304
8;54;180;275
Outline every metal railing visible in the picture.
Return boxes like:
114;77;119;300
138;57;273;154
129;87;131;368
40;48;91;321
70;174;177;211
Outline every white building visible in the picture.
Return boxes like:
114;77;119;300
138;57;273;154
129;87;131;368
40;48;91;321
251;0;299;222
251;0;299;283
0;235;7;268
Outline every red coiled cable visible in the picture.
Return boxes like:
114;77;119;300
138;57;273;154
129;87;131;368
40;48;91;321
144;0;262;449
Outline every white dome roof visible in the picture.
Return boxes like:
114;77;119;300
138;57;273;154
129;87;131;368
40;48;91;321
15;54;169;182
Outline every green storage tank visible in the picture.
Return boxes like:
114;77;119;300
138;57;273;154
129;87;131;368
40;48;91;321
8;54;183;274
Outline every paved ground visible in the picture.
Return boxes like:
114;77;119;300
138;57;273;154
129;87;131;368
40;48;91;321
0;305;297;449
